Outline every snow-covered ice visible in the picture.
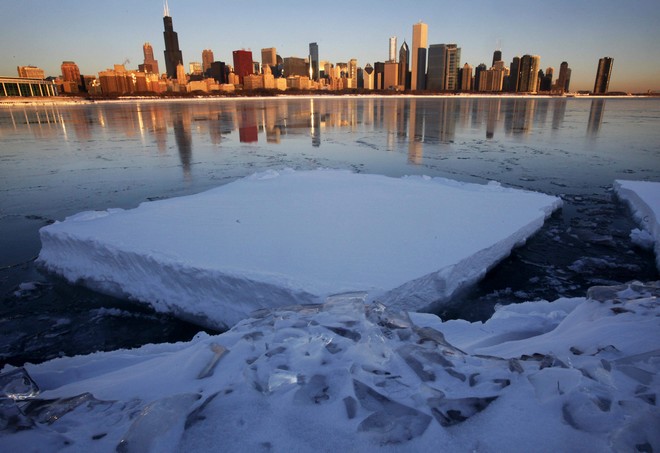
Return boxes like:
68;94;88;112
37;169;561;329
1;282;658;452
614;180;660;271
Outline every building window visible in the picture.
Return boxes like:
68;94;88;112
5;83;19;96
19;83;32;96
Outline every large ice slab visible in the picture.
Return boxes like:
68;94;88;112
38;169;561;329
1;283;658;452
614;180;660;271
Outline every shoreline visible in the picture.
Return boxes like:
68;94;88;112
0;92;656;107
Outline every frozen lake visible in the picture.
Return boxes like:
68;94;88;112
1;96;659;365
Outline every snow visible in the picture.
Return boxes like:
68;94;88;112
614;180;660;271
37;169;561;329
1;282;658;452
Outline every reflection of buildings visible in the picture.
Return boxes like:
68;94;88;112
551;99;567;130
238;104;258;143
587;99;606;136
407;99;424;163
172;106;193;178
505;98;536;135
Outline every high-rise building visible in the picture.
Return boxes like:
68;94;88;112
283;57;307;77
162;1;183;79
426;44;446;91
17;66;45;79
388;37;397;62
398;42;409;90
189;62;203;75
557;61;571;93
508;57;520;92
593;57;613;94
460;63;473;91
309;43;319;81
141;42;159;74
61;61;81;82
383;62;399;89
176;62;186;86
261;48;277;68
411;21;428;91
492;50;502;67
363;64;374;90
202;49;214;75
426;44;460;91
209;61;227;84
349;59;358;87
233;50;254;82
518;55;540;93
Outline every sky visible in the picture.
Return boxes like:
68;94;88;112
2;0;659;93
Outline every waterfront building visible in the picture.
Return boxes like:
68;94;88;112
233;50;254;83
209;61;227;84
383;62;399;90
426;44;461;92
445;45;461;91
261;48;277;69
349;59;358;87
593;57;613;94
492;50;502;67
141;42;159;75
398;42;409;90
508;56;520;92
283;57;308;78
202;49;214;75
162;2;183;79
363;64;374;90
17;66;45;79
474;63;487;90
518;55;540;93
374;62;385;90
0;76;57;97
556;61;571;93
309;43;319;81
411;21;427;90
189;62;203;75
388;37;397;62
460;63;473;91
176;62;187;86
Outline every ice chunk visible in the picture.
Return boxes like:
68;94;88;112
116;393;201;453
0;368;39;400
38;170;561;329
614;180;660;271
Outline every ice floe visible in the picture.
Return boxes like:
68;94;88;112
37;169;561;329
1;282;658;452
614;179;660;271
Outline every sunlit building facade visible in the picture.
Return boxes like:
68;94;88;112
411;21;427;91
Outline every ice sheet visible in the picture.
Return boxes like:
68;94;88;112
614;179;660;271
1;283;658;452
38;169;561;329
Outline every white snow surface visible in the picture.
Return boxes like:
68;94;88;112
1;283;658;452
614;179;660;271
37;169;561;329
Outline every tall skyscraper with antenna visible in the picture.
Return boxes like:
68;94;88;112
162;1;183;79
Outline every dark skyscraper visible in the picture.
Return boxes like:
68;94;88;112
398;42;409;90
508;57;521;92
233;50;254;82
557;61;571;93
426;44;446;91
309;42;319;81
415;48;427;91
162;2;183;79
593;57;613;94
492;50;502;67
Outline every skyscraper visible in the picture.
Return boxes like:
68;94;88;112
593;57;613;94
411;21;428;91
445;44;461;91
508;57;520;92
309;42;319;81
426;44;446;91
61;61;81;83
140;43;159;75
557;61;571;93
202;49;214;75
518;55;540;93
389;37;397;62
492;50;502;67
233;50;254;82
398;42;409;90
261;48;277;68
162;1;183;79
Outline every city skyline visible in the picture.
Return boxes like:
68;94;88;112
2;0;659;93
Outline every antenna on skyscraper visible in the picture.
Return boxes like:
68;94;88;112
164;0;170;17
496;38;502;51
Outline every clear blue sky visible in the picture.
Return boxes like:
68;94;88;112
2;0;659;92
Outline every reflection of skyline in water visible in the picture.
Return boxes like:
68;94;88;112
2;97;619;176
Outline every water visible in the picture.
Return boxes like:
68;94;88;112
1;96;659;366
